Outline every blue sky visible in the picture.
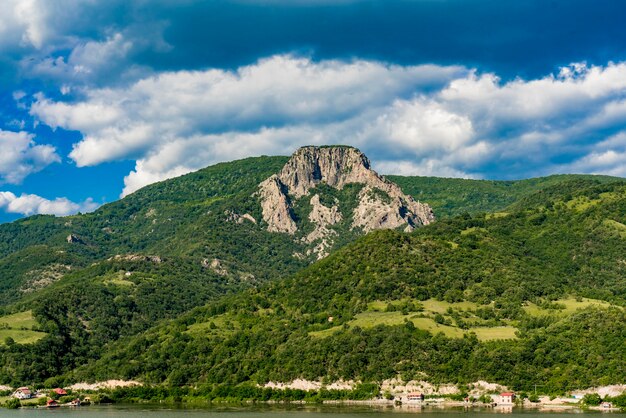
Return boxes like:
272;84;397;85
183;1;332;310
1;0;626;222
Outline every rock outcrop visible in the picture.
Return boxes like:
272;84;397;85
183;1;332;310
258;175;297;234
304;194;343;259
277;146;381;198
66;234;84;244
257;146;435;255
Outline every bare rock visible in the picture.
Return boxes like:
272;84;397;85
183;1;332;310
308;194;342;228
258;146;434;235
224;210;257;224
277;146;380;198
352;184;435;233
258;175;297;234
109;254;162;263
205;258;228;276
304;194;343;259
66;234;83;244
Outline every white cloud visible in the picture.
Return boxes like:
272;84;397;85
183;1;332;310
0;191;98;217
360;98;475;158
29;57;626;196
559;131;626;177
32;56;464;168
23;33;143;85
375;160;478;179
0;129;60;184
0;0;48;49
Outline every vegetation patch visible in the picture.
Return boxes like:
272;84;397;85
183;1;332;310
0;310;46;345
310;311;516;341
523;297;614;317
421;299;482;313
0;310;38;329
0;328;47;345
470;326;518;340
603;219;626;238
186;314;240;336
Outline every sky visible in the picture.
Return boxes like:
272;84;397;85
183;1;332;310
1;0;626;223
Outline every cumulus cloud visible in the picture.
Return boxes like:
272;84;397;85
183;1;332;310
29;57;626;196
0;0;48;49
0;191;98;217
0;0;98;51
0;129;60;184
559;131;626;177
22;32;153;86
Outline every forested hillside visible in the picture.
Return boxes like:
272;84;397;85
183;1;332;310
59;180;626;392
389;174;620;218
0;150;624;392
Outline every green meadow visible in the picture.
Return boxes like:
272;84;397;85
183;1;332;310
0;311;46;346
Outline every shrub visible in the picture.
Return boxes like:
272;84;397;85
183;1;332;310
3;398;21;409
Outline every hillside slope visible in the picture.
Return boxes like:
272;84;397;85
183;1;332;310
0;147;623;389
61;180;626;392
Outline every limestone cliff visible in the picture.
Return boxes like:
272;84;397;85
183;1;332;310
257;146;434;255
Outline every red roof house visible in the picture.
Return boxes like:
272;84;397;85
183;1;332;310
46;399;59;408
499;392;515;404
407;392;425;401
53;388;67;395
13;387;32;399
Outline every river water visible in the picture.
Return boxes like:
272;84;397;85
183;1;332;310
1;405;619;417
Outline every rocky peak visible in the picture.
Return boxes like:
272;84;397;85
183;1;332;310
277;146;379;198
257;146;435;252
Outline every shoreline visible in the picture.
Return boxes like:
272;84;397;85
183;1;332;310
11;401;622;413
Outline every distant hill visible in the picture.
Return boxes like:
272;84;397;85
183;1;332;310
389;173;621;218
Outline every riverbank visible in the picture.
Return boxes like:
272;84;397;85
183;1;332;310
2;381;625;412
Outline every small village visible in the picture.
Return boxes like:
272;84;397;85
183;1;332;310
6;386;86;409
394;391;618;411
1;383;622;411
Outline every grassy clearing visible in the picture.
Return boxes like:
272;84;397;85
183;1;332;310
421;299;483;313
186;314;240;336
0;310;38;329
523;297;613;317
460;227;488;235
0;329;47;345
368;298;483;314
309;311;515;340
603;219;626;238
102;271;136;287
566;196;602;212
0;310;46;346
486;212;510;219
471;326;518;341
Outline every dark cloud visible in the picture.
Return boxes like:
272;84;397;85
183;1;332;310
134;0;626;78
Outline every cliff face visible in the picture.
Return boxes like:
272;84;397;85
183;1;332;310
258;146;434;257
276;146;380;198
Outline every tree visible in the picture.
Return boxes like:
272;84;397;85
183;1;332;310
583;393;602;406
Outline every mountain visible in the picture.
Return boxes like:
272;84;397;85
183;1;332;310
258;146;434;258
69;179;626;392
0;146;439;385
0;146;435;306
0;146;624;391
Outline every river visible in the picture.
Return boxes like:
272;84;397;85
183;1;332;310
1;405;619;418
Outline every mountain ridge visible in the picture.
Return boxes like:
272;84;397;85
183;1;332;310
0;148;624;391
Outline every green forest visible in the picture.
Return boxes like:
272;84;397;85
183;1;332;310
0;154;624;398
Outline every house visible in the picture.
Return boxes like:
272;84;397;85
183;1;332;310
499;392;515;405
53;388;67;395
13;387;32;399
46;399;59;408
407;392;425;402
